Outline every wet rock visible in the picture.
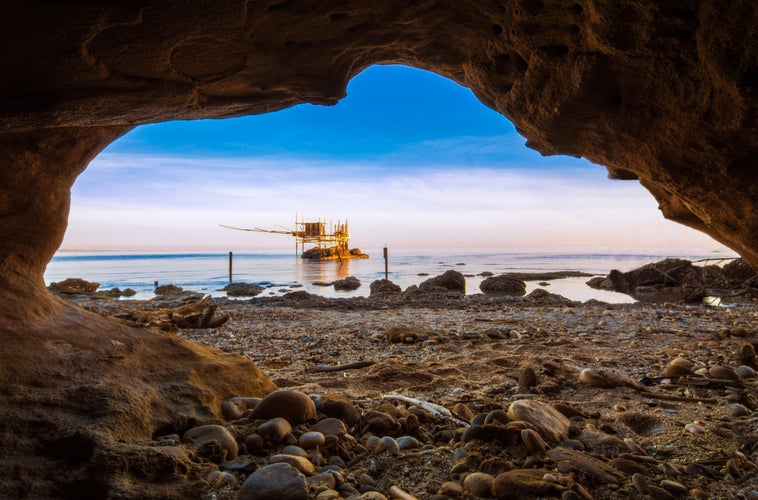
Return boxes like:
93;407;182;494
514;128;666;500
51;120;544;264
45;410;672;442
492;469;566;499
183;424;238;462
251;390;316;425
370;279;401;296
507;399;570;444
418;270;465;293
334;276;361;291
238;462;308;500
728;403;750;417
221;282;265;297
438;481;464;496
49;277;100;294
373;436;399;456
479;275;526;295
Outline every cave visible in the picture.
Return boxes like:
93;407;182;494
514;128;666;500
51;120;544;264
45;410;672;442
1;1;756;497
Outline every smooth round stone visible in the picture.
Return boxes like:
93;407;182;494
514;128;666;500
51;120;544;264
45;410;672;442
258;417;292;441
507;400;570;444
396;436;421;451
221;396;261;421
308;472;337;490
660;479;688;495
373;436;400;456
685;423;706;434
315;490;341;500
729;403;750;418
492;469;565;499
238;463;308;500
365;435;380;451
251;390;317;425
439;481;464;496
359;492;387;499
245;433;264;453
313;394;360;426
206;470;238;488
281;445;309;457
463;472;494;497
299;431;326;449
709;365;739;381
737;365;757;379
521;428;547;454
270;454;315;474
310;417;348;437
182;424;238;462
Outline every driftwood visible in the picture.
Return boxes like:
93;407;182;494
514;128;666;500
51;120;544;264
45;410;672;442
118;296;230;331
306;360;376;373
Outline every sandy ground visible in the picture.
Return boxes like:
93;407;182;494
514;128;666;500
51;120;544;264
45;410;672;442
80;291;758;499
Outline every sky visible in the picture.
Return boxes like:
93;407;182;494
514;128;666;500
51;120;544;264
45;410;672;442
62;64;730;254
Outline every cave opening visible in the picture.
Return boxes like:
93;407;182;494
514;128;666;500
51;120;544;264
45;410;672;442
54;65;728;270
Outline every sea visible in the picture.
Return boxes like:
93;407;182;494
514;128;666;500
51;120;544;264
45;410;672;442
44;248;738;304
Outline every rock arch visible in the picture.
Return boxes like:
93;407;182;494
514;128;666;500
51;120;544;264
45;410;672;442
1;2;757;315
0;1;756;496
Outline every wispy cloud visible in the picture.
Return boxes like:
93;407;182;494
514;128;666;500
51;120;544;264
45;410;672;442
61;152;726;252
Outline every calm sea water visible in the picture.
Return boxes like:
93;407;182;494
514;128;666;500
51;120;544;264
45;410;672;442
44;248;736;304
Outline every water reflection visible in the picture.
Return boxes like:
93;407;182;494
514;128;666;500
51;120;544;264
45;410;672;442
295;258;352;284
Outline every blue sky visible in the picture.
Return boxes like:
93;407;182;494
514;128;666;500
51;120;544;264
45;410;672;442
63;65;728;253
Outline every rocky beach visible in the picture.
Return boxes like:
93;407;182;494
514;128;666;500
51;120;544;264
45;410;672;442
59;261;758;500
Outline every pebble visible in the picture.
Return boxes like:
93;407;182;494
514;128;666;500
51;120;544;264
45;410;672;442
387;485;417;499
206;470;238;488
492;469;566;499
257;417;292;442
251;390;317;425
182;424;238;462
314;394;361;426
507;399;570;444
221;396;260;421
438;480;463;496
729;403;750;418
737;365;756;379
659;479;688;495
373;436;400;456
462;472;494;497
311;417;348;437
269;454;316;474
238;463;308;500
521;428;547;454
684;423;706;434
708;365;739;381
396;436;421;450
299;431;326;448
281;445;309;457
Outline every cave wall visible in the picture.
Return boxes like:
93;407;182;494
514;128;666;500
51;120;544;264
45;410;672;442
1;0;756;310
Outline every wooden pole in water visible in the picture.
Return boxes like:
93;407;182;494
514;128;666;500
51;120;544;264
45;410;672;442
228;251;233;282
383;246;388;280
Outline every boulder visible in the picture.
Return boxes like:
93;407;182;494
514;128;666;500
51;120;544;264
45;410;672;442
333;276;361;290
419;270;465;294
49;278;99;295
479;275;526;295
220;282;265;297
370;279;401;296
